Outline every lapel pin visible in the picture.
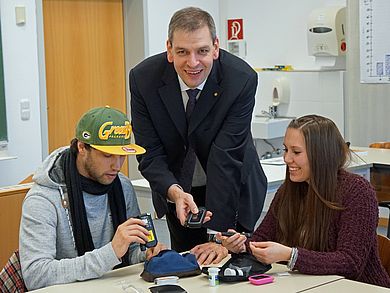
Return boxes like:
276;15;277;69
214;92;218;97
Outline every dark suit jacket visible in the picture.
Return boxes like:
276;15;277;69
130;49;267;232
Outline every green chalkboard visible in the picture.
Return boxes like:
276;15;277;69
0;21;7;142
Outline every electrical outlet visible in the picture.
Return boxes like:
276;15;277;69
20;99;30;121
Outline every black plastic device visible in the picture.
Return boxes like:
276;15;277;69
221;231;252;238
139;213;158;251
184;206;207;228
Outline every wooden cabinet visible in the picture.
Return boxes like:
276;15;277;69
0;184;32;268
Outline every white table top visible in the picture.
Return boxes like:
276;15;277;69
31;262;344;293
350;146;390;166
306;278;389;292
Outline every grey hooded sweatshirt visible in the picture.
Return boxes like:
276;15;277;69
19;147;145;290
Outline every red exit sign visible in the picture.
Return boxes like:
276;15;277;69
227;18;244;40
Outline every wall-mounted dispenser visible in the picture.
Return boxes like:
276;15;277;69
307;6;346;69
308;6;346;57
272;77;290;107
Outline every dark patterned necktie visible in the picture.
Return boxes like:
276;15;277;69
179;89;200;192
185;89;199;120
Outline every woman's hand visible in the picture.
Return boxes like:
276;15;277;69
249;241;292;264
216;229;247;254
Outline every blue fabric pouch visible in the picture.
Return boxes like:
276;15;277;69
140;250;201;282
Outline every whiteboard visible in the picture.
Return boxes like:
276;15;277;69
360;0;390;83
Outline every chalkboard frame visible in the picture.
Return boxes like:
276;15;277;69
0;20;7;143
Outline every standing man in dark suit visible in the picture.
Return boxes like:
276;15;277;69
130;7;267;264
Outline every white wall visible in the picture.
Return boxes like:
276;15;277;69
255;71;344;132
220;0;346;69
253;70;345;159
345;0;390;145
0;0;43;186
220;0;346;157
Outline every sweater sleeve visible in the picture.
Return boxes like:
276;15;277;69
120;173;147;264
19;194;121;291
246;190;281;250
294;175;378;279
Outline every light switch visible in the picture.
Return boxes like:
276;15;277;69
21;109;30;121
20;99;30;121
15;6;26;25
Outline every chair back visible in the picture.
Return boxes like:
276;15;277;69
0;250;27;292
0;183;33;268
377;234;390;277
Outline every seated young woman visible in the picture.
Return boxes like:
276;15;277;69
217;114;390;288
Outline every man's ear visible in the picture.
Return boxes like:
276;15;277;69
77;141;87;155
213;37;220;60
166;40;174;63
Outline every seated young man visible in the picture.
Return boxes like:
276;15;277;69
19;106;165;290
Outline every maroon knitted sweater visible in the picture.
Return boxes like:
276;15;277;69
249;170;390;288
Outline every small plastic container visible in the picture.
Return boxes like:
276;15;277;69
154;276;179;285
208;267;220;287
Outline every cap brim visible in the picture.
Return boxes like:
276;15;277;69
91;144;146;155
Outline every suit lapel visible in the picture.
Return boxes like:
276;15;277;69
159;65;187;142
189;62;223;135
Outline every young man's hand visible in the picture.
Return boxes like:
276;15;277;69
146;243;168;260
111;218;150;258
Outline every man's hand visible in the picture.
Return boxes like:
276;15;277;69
216;229;247;254
167;184;212;226
145;243;167;260
111;218;150;259
190;242;228;265
249;241;292;264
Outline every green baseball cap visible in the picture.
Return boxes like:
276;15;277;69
76;106;145;155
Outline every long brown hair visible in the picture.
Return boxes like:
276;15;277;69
275;115;350;251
